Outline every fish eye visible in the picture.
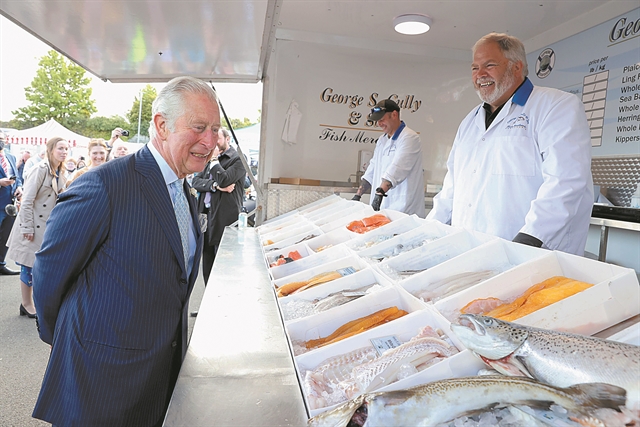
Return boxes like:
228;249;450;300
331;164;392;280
483;318;492;325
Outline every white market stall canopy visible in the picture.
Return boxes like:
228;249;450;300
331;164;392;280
7;118;91;148
0;1;637;83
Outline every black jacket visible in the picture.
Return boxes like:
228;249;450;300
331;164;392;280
192;146;245;246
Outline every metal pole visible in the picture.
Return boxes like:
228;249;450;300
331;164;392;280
137;88;143;141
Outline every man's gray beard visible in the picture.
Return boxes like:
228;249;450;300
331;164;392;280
475;64;516;105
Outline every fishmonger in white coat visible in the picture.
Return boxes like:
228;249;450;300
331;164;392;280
428;33;593;255
353;99;425;218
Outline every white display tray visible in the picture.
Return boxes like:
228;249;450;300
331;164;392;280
356;220;457;263
311;201;369;227
286;286;426;355
303;199;350;222
319;205;376;233
273;254;370;298
375;229;492;284
265;241;313;269
297;194;343;215
400;239;548;303
270;244;352;281
294;303;485;417
434;251;640;336
305;227;356;253
262;226;323;253
278;267;394;323
345;214;425;252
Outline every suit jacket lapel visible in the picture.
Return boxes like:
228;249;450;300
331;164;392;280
136;147;186;273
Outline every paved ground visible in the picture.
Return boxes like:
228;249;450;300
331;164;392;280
0;258;206;426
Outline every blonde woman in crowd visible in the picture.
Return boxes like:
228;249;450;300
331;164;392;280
7;136;68;318
66;138;108;188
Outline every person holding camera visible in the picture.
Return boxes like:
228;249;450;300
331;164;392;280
107;127;129;149
6;136;68;318
0;131;22;276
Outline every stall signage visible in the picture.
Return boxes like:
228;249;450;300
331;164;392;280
318;87;423;145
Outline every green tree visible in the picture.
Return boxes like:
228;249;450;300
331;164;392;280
126;85;157;137
225;117;254;130
78;115;130;140
12;50;97;129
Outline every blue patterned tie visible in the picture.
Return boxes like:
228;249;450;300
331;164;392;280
171;180;190;268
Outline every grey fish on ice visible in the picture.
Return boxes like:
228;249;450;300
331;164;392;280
307;375;626;427
450;313;640;411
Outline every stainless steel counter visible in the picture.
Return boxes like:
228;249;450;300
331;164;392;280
589;217;640;262
163;227;308;427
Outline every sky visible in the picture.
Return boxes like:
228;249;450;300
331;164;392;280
0;15;263;125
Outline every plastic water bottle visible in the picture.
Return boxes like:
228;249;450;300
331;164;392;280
238;211;248;229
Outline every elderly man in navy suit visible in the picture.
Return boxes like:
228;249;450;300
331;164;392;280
0;131;22;275
32;76;220;427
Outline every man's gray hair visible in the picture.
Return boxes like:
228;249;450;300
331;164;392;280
149;76;219;140
473;33;529;77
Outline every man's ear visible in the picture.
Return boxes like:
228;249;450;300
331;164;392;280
153;113;169;140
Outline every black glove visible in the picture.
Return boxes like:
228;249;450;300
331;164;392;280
351;194;361;202
512;232;543;248
371;187;386;211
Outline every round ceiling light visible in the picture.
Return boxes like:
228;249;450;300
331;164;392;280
393;14;432;35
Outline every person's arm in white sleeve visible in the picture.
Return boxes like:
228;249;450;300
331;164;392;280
381;132;421;188
519;93;592;248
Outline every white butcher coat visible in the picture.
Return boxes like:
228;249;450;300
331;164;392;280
363;122;426;217
427;78;593;255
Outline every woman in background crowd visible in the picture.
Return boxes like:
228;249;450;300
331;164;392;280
6;137;68;318
65;157;77;176
66;139;108;188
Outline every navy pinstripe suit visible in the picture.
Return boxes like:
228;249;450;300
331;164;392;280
32;146;202;426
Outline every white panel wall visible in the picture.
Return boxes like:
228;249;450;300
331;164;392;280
261;39;480;186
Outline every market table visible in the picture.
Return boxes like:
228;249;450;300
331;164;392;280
163;227;308;426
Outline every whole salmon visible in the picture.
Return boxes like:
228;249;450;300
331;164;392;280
307;375;626;427
451;314;640;411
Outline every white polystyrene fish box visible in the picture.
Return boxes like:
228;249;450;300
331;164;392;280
345;214;425;252
375;229;493;284
305;227;356;253
273;254;370;299
262;225;323;253
293;303;485;417
303;199;350;222
286;286;427;357
266;241;313;265
260;221;318;245
355;220;458;264
400;238;548;304
319;205;376;233
296;194;343;215
311;201;369;227
270;244;352;281
279;267;394;323
259;209;301;228
257;212;306;235
434;250;640;337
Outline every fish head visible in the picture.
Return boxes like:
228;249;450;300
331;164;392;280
450;314;527;359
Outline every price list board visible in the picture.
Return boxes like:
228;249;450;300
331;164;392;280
527;7;640;156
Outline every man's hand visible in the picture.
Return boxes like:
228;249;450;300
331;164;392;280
351;194;361;201
0;177;14;187
371;187;386;211
14;187;23;199
219;183;235;193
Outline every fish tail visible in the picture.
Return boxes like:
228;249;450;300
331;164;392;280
567;382;626;411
